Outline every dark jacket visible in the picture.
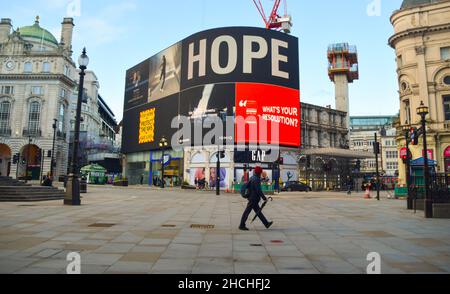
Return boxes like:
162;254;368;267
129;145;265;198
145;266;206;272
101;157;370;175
248;175;267;202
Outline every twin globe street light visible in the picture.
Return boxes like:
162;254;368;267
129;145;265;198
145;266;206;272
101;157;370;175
159;137;168;189
416;101;432;218
65;48;89;206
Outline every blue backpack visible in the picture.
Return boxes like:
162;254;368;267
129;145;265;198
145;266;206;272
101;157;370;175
240;180;251;199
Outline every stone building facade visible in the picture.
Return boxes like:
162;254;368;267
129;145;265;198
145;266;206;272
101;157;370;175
0;17;77;179
389;0;450;185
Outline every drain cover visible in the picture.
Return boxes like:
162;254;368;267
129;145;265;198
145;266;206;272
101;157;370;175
250;244;263;247
271;240;284;244
162;224;176;228
88;223;116;228
190;224;215;229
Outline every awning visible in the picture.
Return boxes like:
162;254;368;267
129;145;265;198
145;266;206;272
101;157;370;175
302;148;375;159
410;157;437;166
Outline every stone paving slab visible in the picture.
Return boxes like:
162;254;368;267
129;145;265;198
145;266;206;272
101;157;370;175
0;187;449;274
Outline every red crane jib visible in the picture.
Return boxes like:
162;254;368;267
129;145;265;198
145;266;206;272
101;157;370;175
252;0;283;29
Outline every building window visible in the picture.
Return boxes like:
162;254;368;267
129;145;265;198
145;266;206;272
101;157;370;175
387;162;398;170
24;62;32;73
28;101;41;134
397;55;403;67
441;47;450;60
0;101;11;134
64;65;70;76
0;86;14;95
444;76;450;86
404;100;411;124
31;86;43;95
60;88;66;98
43;62;50;73
444;95;450;121
59;104;65;133
386;151;398;159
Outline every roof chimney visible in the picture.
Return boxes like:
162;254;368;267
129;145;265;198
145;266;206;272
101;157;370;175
60;17;74;55
0;19;12;43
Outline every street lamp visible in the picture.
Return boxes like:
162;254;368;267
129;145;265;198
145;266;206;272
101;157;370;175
25;136;32;183
402;122;412;210
159;136;168;188
416;101;432;218
50;119;57;185
65;48;89;206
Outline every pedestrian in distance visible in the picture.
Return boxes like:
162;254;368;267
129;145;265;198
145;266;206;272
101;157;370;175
239;166;273;231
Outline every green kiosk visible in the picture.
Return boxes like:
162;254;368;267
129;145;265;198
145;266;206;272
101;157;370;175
81;164;107;185
410;157;437;197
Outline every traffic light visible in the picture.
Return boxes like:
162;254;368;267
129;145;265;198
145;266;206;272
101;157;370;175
13;154;18;164
410;127;419;145
355;160;361;171
306;155;311;168
277;157;284;165
47;150;52;158
401;150;411;164
373;142;381;155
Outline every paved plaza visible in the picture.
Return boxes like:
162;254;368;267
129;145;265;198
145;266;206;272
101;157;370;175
0;186;449;274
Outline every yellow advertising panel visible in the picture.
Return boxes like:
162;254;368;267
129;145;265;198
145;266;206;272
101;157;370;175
139;108;155;144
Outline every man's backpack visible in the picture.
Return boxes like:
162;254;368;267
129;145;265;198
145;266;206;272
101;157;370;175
240;180;251;199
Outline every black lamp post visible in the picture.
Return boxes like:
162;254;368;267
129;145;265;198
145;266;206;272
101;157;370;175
25;136;32;183
65;48;89;206
403;123;412;210
417;101;432;218
159;136;168;188
50;119;57;184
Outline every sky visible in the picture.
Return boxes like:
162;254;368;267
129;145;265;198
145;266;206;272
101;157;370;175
4;0;404;121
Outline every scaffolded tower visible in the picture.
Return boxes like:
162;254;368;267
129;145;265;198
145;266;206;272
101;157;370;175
328;43;359;128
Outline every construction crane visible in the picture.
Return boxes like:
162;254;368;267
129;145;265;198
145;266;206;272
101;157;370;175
252;0;292;33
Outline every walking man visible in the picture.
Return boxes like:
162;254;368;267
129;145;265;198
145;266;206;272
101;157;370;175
239;166;273;231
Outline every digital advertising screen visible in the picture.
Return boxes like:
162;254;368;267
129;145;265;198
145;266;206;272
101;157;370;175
235;83;300;147
122;26;300;154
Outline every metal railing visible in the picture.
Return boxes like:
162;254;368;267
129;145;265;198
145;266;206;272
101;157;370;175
22;129;42;137
0;128;11;136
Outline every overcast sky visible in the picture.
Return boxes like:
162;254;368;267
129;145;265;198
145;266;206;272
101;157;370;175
5;0;403;121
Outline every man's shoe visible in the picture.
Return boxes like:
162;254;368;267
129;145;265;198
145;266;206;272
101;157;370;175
265;221;274;229
239;226;249;231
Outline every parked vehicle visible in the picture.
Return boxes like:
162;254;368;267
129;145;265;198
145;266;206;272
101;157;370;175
282;181;312;192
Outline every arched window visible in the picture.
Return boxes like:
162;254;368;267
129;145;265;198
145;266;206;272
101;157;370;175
59;104;66;133
28;101;41;135
0;101;11;135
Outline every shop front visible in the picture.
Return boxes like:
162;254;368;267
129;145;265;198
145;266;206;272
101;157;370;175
184;147;234;190
150;149;183;187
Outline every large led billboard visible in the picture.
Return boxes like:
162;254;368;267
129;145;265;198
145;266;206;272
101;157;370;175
122;27;300;154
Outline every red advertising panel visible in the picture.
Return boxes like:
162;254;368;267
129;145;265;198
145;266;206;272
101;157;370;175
444;146;450;158
235;83;300;147
400;148;407;158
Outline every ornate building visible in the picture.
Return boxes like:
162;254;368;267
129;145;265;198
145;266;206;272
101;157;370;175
300;103;373;190
349;116;399;177
389;0;450;185
0;17;76;179
68;71;120;174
